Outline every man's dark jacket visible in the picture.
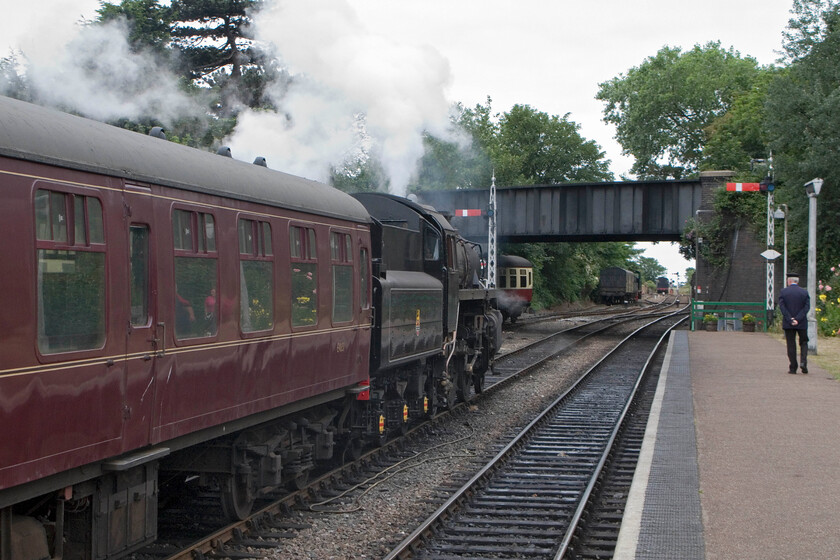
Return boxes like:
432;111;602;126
778;284;810;330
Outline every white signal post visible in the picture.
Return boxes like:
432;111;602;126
766;185;775;315
487;173;497;289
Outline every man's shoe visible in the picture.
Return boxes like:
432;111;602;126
801;367;808;374
788;370;797;374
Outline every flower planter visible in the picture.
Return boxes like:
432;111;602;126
705;322;718;332
743;323;756;332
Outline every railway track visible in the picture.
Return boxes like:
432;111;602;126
140;306;685;560
508;294;678;329
383;311;686;560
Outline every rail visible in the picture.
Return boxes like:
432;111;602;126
690;300;768;332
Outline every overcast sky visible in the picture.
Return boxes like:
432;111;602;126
1;0;796;276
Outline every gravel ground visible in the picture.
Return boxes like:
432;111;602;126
266;334;619;560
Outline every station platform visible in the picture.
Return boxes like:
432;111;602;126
614;329;840;559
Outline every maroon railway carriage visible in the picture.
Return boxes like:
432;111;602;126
0;96;373;558
495;254;533;322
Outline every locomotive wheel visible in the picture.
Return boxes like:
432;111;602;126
455;371;471;402
221;473;255;521
344;437;364;462
289;471;310;491
473;372;485;395
426;394;439;418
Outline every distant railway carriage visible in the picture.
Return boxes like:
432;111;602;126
496;254;533;322
598;267;641;305
0;96;502;560
656;276;671;294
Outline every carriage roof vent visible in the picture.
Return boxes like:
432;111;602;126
217;146;232;158
253;156;267;167
149;127;166;140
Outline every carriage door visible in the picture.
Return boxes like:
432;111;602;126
122;186;158;449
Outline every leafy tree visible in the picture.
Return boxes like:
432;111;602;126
414;98;612;192
169;0;262;113
504;242;640;308
413;98;498;191
330;155;388;194
766;3;840;279
414;128;492;191
597;42;762;179
701;69;778;174
781;0;840;62
0;53;30;101
632;256;666;284
97;0;172;54
494;104;612;185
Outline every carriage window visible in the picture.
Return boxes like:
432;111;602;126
527;270;533;288
130;225;150;327
173;208;218;339
203;214;216;252
88;198;104;244
331;232;353;323
35;189;106;354
239;218;274;333
291;225;317;327
520;269;527;288
499;274;507;289
509;271;518;288
263;222;272;256
172;209;193;251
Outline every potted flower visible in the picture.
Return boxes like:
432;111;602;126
742;313;756;332
703;313;718;331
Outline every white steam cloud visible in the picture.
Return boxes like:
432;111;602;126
22;19;205;125
4;0;456;195
229;0;454;194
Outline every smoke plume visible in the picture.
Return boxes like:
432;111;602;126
229;0;455;194
3;0;456;195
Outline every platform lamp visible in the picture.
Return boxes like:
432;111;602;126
805;178;823;354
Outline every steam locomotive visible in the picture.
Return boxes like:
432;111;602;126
656;276;671;294
0;96;502;560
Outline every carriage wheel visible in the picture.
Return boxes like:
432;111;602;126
220;472;255;521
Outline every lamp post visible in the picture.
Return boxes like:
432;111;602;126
805;178;823;354
773;204;788;282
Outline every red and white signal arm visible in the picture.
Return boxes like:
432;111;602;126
454;209;482;217
726;182;760;192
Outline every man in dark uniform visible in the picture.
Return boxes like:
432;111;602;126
778;273;810;374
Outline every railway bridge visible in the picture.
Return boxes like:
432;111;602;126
416;171;775;309
415;173;727;243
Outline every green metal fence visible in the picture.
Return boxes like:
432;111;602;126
690;301;768;332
